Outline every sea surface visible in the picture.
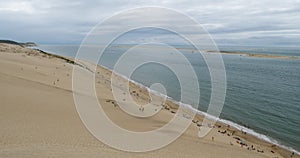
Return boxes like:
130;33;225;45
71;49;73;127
36;44;300;153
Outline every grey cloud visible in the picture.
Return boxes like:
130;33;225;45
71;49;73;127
0;0;299;46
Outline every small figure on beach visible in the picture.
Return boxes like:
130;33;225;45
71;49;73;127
211;136;214;141
241;129;247;134
218;130;227;134
139;106;144;112
256;148;264;153
227;125;230;130
291;152;295;157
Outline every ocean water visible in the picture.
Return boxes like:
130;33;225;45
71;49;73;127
36;44;300;153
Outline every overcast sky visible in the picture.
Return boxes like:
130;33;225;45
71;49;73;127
0;0;299;46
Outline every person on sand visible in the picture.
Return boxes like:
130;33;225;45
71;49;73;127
291;152;294;157
241;129;247;134
211;136;214;141
139;106;144;112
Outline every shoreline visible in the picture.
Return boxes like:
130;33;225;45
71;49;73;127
66;43;300;156
99;64;300;156
0;43;299;157
39;44;300;156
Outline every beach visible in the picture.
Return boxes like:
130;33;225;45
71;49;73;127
0;43;298;158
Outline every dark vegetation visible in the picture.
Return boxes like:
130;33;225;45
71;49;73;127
0;40;37;47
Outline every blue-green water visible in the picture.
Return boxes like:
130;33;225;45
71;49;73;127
36;44;300;154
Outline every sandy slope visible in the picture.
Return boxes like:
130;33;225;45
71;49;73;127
0;43;297;158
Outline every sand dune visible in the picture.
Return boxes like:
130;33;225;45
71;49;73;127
0;43;298;158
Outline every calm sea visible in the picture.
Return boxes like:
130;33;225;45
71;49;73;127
36;44;300;153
